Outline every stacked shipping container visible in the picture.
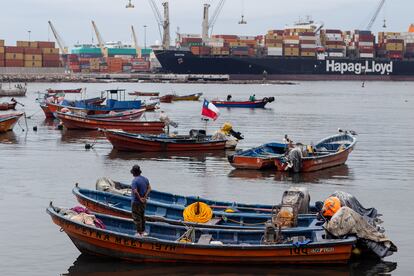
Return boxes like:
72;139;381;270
0;40;60;68
353;30;375;59
321;30;346;58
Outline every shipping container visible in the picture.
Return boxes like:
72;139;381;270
43;54;60;61
5;60;24;67
0;39;4;47
24;60;42;67
0;47;4;54
42;48;60;54
5;46;24;53
24;48;42;54
5;53;24;60
24;54;42;61
43;60;60;67
37;41;55;48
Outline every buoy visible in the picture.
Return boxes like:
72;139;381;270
85;143;93;150
33;126;38;131
57;124;63;130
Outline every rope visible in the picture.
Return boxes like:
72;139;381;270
183;202;213;223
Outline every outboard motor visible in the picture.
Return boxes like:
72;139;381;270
189;129;206;139
263;97;275;103
281;187;310;214
229;129;244;140
286;146;303;173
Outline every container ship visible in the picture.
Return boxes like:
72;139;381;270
154;23;414;81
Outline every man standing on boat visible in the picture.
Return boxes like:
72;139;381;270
130;165;151;237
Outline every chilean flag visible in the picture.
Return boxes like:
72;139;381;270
201;99;220;121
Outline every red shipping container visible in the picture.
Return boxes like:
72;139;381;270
5;46;24;53
37;41;55;48
24;48;42;54
43;54;60;61
0;53;4;60
0;61;4;67
43;60;60;67
5;60;24;67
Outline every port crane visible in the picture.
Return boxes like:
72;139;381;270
126;0;134;8
131;25;142;58
48;21;68;55
238;0;247;24
366;0;386;30
202;0;226;40
147;0;170;49
91;20;108;57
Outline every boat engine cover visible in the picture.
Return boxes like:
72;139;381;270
281;187;310;214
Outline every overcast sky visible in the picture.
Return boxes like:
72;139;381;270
0;0;412;48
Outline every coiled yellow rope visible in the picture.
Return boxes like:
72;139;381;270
183;202;213;223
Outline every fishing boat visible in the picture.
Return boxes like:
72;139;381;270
41;97;107;118
0;112;24;132
274;131;357;173
103;129;230;152
0;100;17;111
46;88;83;94
86;109;145;120
151;95;174;103
172;93;203;101
73;186;313;228
129;91;160;97
56;112;165;133
47;203;356;264
212;97;275;108
228;142;287;170
0;83;27;97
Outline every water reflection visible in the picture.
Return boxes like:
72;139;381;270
0;131;18;144
228;165;351;183
64;254;396;276
107;149;229;163
60;130;105;144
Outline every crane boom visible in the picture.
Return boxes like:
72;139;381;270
148;0;163;41
48;21;68;54
131;25;141;58
209;0;225;35
367;0;386;30
91;20;107;57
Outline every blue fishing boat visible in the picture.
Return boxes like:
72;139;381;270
47;203;357;264
73;186;317;229
228;142;287;170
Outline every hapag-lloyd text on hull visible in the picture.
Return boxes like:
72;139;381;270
326;60;393;75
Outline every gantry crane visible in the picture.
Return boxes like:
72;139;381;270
131;25;142;58
48;21;68;55
91;20;108;57
201;0;226;41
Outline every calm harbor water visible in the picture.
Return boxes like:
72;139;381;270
0;81;413;275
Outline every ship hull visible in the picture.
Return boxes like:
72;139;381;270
155;50;414;81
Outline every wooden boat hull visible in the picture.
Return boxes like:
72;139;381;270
0;102;17;111
212;100;267;108
129;92;159;97
274;133;357;173
152;95;173;103
57;112;165;133
172;93;202;101
229;155;276;170
0;113;23;132
86;109;145;120
104;130;227;152
275;148;354;172
47;88;82;94
47;206;355;264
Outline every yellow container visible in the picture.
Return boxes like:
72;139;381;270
28;42;38;48
0;40;4;47
16;41;30;47
42;48;60;54
0;47;4;54
24;60;42;67
6;53;24;60
24;54;42;61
